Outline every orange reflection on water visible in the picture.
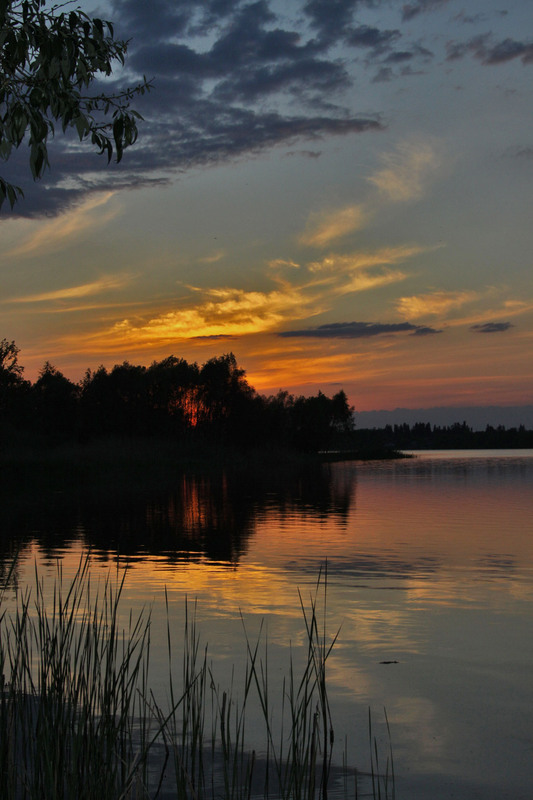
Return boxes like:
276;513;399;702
4;454;533;800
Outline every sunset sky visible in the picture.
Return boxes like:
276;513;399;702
1;0;532;411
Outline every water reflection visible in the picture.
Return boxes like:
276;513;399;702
1;460;353;571
2;451;533;800
4;452;533;589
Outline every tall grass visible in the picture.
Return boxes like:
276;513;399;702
0;558;395;800
0;558;154;799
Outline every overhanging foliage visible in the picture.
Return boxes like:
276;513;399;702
0;0;150;208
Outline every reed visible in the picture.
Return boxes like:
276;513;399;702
0;557;395;800
0;557;154;799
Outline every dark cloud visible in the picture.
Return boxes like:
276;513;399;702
383;43;432;65
1;0;527;219
111;0;246;41
279;321;442;339
285;150;322;158
347;25;401;52
411;326;441;335
192;334;236;340
2;97;380;218
130;44;208;78
372;67;394;83
471;322;514;334
508;146;533;159
134;103;381;168
111;0;199;41
482;39;533;65
447;35;533;66
402;0;451;22
384;50;414;64
453;11;486;26
366;39;432;82
3;0;386;219
302;0;362;44
213;59;350;104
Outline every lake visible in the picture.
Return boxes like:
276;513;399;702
2;449;532;799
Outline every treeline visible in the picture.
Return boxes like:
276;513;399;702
0;340;353;452
353;421;533;450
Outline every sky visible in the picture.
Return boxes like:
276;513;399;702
1;0;532;413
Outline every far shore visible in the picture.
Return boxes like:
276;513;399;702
0;435;411;502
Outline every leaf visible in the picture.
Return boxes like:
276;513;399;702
75;114;89;140
29;143;45;179
0;178;24;210
7;183;17;208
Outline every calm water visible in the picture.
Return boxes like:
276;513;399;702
3;449;533;799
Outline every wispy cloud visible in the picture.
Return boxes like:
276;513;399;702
6;275;132;304
268;258;301;270
2;193;118;257
340;269;408;293
299;204;368;247
198;250;226;264
56;238;433;355
367;139;443;202
431;298;533;329
396;289;480;319
297;139;447;257
304;244;425;295
308;245;427;273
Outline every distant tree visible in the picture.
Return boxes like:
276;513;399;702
290;390;352;452
32;360;79;438
258;390;294;443
0;338;29;428
81;361;151;436
146;356;200;432
198;353;254;437
79;365;110;438
330;390;354;431
0;0;150;208
0;337;24;386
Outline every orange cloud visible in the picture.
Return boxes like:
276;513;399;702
198;250;226;264
61;284;326;354
53;240;433;357
308;245;426;274
299;204;368;247
340;269;408;293
268;258;301;270
396;290;480;319
6;275;133;304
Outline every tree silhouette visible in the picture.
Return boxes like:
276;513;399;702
288;390;354;452
0;338;24;399
32;361;79;439
0;338;30;434
146;356;200;434
198;353;255;440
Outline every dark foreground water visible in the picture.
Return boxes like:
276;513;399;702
2;449;533;799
